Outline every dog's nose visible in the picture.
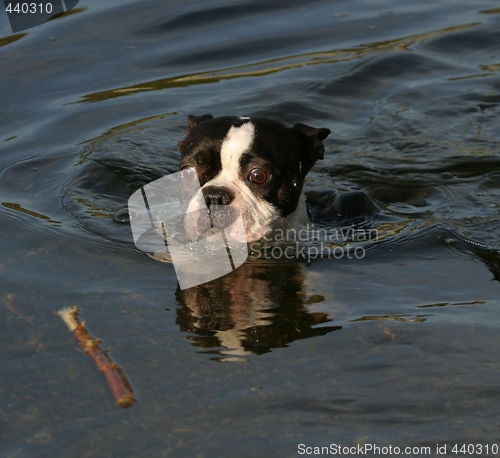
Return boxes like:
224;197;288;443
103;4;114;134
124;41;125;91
203;186;234;206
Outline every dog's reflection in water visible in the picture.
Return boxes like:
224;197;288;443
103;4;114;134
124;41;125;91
175;262;341;360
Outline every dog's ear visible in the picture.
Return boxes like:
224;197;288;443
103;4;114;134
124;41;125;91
179;114;214;154
291;123;331;175
185;114;214;135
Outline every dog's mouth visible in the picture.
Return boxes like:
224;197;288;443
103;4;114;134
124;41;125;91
182;182;284;244
198;205;240;233
184;204;248;243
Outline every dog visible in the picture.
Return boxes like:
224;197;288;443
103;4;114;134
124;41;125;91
178;114;331;243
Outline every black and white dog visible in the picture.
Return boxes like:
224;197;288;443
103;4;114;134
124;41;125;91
178;114;331;243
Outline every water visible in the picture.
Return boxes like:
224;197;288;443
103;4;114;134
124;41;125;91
1;0;500;456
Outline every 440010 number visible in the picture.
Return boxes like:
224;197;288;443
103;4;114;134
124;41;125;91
5;3;54;14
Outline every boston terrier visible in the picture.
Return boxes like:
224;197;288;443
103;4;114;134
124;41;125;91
178;114;331;243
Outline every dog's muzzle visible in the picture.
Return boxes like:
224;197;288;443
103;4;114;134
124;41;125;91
184;186;240;239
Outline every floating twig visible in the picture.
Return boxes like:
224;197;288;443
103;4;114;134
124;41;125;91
58;306;135;408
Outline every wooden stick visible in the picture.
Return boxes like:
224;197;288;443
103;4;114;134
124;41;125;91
58;306;136;408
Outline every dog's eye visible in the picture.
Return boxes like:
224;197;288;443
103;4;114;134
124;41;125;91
248;168;268;184
181;167;197;182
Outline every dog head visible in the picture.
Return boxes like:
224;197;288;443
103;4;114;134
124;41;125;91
178;115;330;243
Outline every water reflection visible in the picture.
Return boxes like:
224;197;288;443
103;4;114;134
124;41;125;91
78;22;479;104
175;261;341;360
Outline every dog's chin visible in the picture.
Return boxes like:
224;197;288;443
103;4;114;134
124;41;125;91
183;204;282;244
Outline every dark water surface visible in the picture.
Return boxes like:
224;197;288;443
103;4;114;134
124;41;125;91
1;1;500;456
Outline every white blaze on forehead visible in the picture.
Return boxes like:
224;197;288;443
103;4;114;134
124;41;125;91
219;122;255;178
